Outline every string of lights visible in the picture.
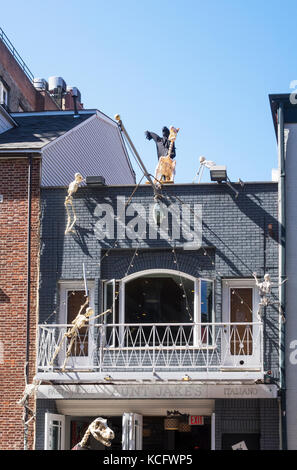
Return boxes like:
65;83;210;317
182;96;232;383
99;175;145;264
165;188;285;320
161;189;257;316
171;245;193;321
125;246;139;277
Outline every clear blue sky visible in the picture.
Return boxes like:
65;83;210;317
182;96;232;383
1;0;296;183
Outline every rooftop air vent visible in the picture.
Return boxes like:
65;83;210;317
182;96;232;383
66;86;81;103
33;78;48;91
48;76;66;93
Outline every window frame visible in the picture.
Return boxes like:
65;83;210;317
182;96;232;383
58;280;95;367
103;269;215;349
222;278;259;325
0;78;9;107
44;413;65;450
222;278;261;366
119;269;198;324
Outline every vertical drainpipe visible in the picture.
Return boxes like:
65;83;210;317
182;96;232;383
277;102;287;450
24;153;33;450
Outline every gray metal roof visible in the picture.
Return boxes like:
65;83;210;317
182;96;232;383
0;111;95;150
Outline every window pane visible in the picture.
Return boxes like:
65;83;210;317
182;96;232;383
230;288;253;355
0;83;8;105
230;288;252;323
124;274;194;347
125;274;194;324
50;423;61;450
201;280;213;345
201;280;213;323
105;281;119;323
104;281;119;345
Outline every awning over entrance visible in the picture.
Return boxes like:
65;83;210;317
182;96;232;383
37;383;278;401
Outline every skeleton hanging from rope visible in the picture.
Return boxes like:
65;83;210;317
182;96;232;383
50;297;111;371
65;173;84;234
17;363;41;427
253;272;287;320
72;417;115;450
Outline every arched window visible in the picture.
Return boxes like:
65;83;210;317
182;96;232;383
103;270;214;347
125;272;194;324
103;269;214;326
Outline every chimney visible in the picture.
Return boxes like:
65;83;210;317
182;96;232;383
62;86;83;112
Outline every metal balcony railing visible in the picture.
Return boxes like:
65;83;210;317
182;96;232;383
37;322;263;376
0;27;34;81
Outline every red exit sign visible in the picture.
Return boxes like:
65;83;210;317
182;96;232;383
189;416;204;425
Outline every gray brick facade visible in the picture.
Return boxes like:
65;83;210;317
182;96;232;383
38;181;280;449
215;399;279;450
35;399;58;450
40;182;279;375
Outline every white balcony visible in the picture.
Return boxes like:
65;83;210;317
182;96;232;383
36;322;264;381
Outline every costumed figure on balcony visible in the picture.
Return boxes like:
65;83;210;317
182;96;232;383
145;125;179;184
65;173;84;234
72;417;115;450
49;298;111;371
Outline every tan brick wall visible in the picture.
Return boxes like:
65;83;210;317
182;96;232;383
0;157;40;449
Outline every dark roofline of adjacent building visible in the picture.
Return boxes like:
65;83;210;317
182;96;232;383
0;103;19;127
10;108;119;126
269;93;297;138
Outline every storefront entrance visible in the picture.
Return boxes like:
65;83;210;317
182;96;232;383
68;415;211;450
143;416;211;450
44;397;215;449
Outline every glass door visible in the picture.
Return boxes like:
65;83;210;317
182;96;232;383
122;413;143;450
222;280;261;368
44;413;65;450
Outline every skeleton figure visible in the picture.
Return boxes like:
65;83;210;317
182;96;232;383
253;272;287;321
50;298;111;371
253;272;272;320
65;173;84;235
17;364;41;426
72;418;115;450
199;156;216;169
193;156;217;183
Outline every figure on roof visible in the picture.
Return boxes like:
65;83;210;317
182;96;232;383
145;126;179;184
145;126;176;161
